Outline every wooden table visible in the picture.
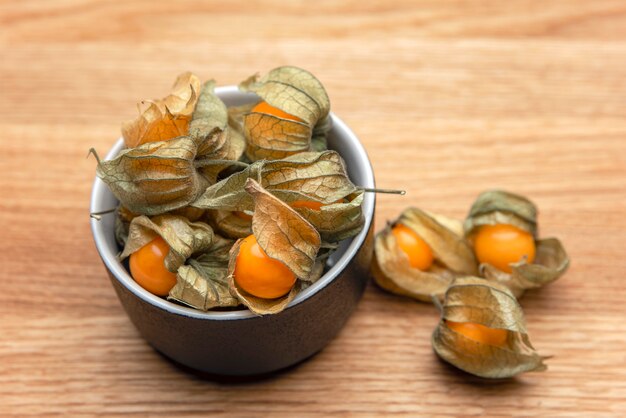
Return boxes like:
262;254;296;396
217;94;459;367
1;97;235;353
2;1;625;416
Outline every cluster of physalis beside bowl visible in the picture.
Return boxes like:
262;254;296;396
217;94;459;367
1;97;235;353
91;66;368;315
372;190;570;378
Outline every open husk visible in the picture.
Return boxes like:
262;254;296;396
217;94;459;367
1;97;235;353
432;277;548;378
480;238;570;297
122;72;201;148
119;214;243;311
120;214;214;273
372;208;478;303
464;190;538;237
227;239;300;315
239;66;331;161
114;205;205;247
227;179;322;315
245;179;321;279
168;234;240;311
465;190;569;297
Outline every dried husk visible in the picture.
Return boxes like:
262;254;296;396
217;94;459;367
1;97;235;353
464;190;569;297
95;135;209;216
228;103;254;130
240;66;330;127
224;119;246;161
432;276;548;379
245;179;321;279
243;111;311;161
168;234;240;311
207;209;252;239
114;205;205;248
372;208;478;303
190;80;244;162
194;158;248;185
308;244;335;283
122;72;201;148
191;150;357;213
310;111;331;153
191;161;263;212
115;216;128;247
227;179;322;315
284;191;365;242
310;130;329;153
169;206;205;222
464;190;538;237
120;214;214;273
227;104;255;164
263;151;355;202
312;112;331;137
481;238;570;298
114;205;137;247
239;66;330;161
115;204;207;248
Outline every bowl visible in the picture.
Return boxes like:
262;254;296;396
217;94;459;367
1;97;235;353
90;86;376;376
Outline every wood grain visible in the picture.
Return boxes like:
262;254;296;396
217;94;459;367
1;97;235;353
1;1;625;416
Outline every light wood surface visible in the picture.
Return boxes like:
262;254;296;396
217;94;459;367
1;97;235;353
1;1;625;416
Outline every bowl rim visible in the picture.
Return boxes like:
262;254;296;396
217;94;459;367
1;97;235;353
90;85;375;321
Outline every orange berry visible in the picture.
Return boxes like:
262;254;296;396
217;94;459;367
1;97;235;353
234;235;296;299
129;236;177;296
391;224;434;271
446;321;508;347
251;101;303;122
474;224;536;273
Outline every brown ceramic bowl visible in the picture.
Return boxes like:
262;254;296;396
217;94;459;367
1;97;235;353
90;86;376;376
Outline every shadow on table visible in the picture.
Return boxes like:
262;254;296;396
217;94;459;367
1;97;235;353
155;346;312;385
433;354;531;392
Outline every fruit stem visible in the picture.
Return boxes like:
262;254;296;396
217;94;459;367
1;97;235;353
87;148;101;164
359;187;406;195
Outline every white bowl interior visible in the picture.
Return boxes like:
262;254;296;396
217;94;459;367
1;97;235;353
90;86;375;320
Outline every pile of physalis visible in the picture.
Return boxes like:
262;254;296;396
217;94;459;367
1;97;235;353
92;66;366;315
372;190;570;378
